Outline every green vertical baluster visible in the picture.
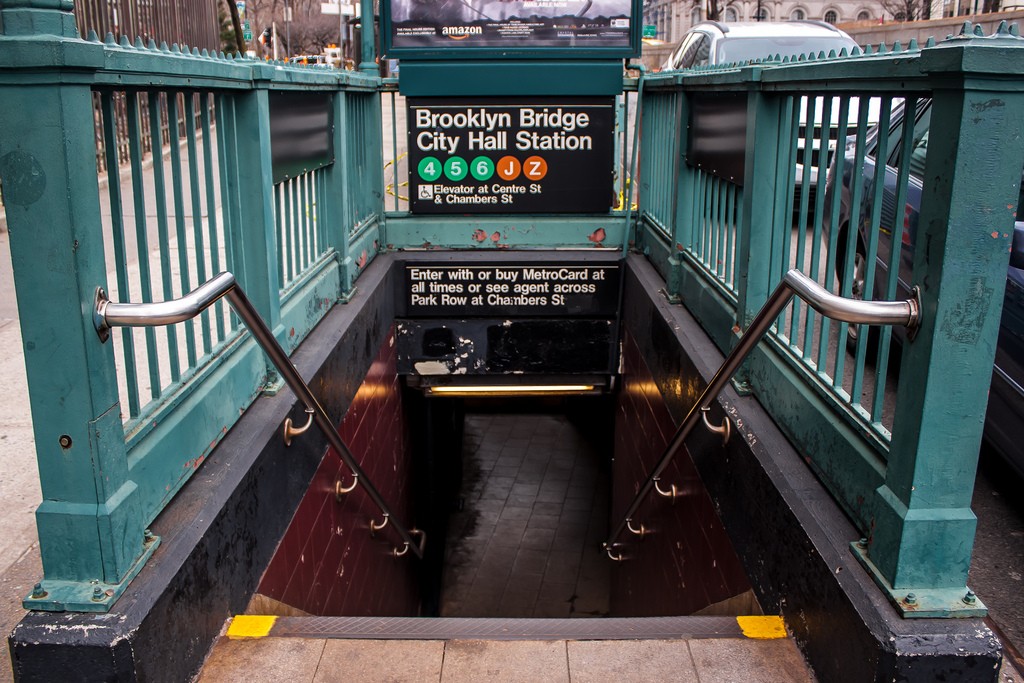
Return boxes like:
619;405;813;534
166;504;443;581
803;95;833;359
701;171;710;264
275;184;285;287
834;96;866;389
719;177;729;281
815;96;849;374
301;172;309;268
775;95;799;335
725;183;736;290
314;171;321;260
200;94;227;341
298;174;307;272
166;92;198;369
309;169;317;255
292;178;299;278
101;91;141;418
710;175;720;277
791;95;816;345
147;91;181;384
283;179;294;285
184;92;212;356
873;97;918;426
707;174;716;269
287;178;297;281
315;169;323;249
660;97;672;222
699;171;709;265
298;174;308;271
389;91;400;212
308;173;316;262
129;93;164;398
289;177;298;283
849;97;889;409
215;94;243;333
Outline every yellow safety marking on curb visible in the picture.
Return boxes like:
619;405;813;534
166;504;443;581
736;616;787;639
226;615;278;639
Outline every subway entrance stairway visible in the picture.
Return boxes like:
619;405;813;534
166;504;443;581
8;254;1008;682
6;3;1024;677
197;406;814;682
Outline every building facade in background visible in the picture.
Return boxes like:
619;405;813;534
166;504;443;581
643;0;1007;49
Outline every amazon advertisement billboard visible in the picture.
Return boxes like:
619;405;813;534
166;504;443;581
381;0;641;58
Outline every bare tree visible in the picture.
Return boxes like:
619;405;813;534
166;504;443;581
240;0;344;56
224;0;246;53
879;0;927;20
289;13;342;54
683;0;722;23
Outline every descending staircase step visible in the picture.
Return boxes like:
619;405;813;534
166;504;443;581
226;614;788;641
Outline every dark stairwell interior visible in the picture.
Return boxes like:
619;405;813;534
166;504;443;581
248;352;760;623
438;400;613;619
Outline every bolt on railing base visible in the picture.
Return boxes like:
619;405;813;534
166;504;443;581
23;533;161;613
849;541;987;618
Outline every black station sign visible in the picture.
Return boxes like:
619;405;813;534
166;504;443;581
408;97;614;214
404;262;620;316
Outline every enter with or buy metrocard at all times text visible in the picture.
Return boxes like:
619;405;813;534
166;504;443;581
404;263;620;316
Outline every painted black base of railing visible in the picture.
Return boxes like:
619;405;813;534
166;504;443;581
623;254;1003;682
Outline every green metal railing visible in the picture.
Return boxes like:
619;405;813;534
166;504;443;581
636;25;1024;616
275;169;328;293
3;0;1024;621
0;0;384;611
99;88;239;429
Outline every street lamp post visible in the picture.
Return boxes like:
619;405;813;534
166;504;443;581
285;0;291;60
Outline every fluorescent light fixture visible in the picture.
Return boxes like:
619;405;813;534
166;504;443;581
427;384;596;397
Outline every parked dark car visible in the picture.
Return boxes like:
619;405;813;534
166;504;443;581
822;98;1024;478
661;22;863;209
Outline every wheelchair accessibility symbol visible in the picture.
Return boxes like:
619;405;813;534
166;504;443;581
418;185;434;200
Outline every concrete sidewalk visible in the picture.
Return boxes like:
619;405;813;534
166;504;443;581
0;231;44;683
199;632;814;683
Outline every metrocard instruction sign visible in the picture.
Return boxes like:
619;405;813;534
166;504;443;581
408;97;614;214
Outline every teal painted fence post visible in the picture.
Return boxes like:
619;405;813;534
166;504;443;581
0;1;152;610
735;73;782;378
222;66;283;351
666;90;693;300
341;88;385;288
0;0;77;37
324;90;356;292
359;0;377;73
860;29;1024;615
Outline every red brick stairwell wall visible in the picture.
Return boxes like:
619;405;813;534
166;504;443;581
611;330;751;616
257;327;420;615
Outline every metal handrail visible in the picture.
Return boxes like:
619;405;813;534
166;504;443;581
602;268;921;559
93;272;425;559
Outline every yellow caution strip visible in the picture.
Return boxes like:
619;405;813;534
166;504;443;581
226;615;278;639
736;616;787;639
